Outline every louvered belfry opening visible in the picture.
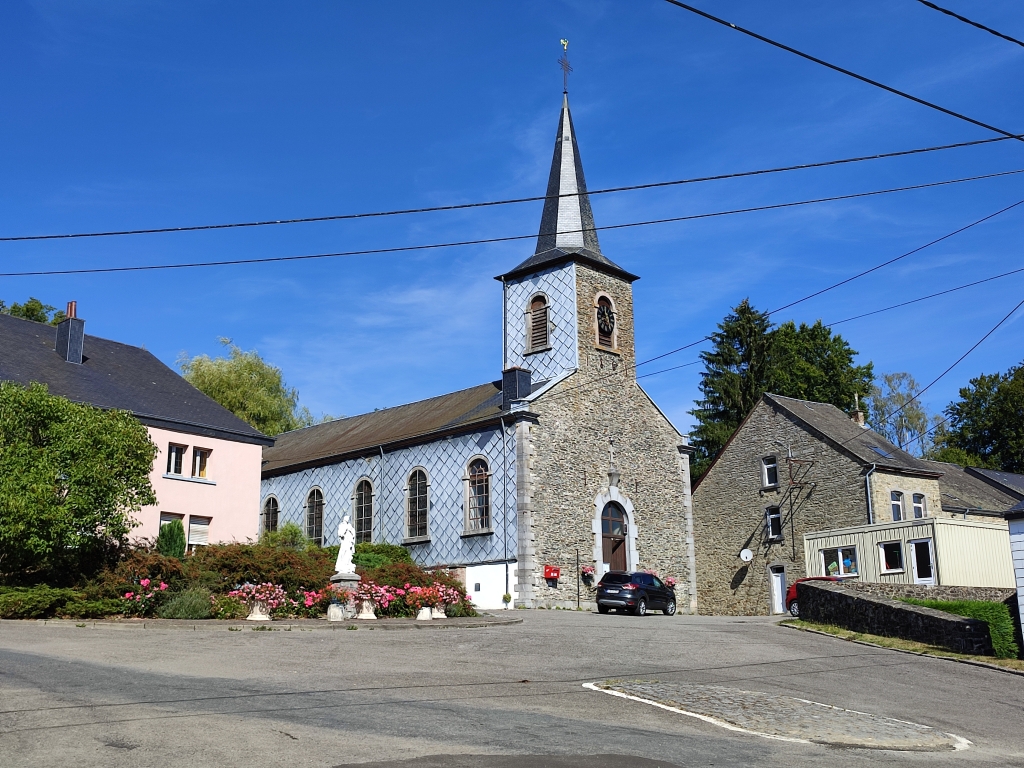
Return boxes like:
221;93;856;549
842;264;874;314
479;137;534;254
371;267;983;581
529;296;549;351
597;296;613;348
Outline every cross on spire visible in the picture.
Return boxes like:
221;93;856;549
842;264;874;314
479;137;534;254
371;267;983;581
558;38;572;93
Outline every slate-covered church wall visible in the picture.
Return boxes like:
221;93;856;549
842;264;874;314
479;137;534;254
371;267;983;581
260;426;517;570
504;262;579;382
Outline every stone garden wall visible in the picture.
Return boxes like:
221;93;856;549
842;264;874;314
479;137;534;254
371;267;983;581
797;580;994;655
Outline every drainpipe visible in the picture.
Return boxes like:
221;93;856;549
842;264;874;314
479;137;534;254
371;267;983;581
865;463;877;525
500;416;510;606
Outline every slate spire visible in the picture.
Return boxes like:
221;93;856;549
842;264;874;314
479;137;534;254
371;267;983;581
534;94;602;256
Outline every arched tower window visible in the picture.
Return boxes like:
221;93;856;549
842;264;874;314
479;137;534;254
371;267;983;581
595;295;616;349
262;496;279;534
465;458;491;532
527;295;549;352
407;469;429;539
305;488;324;546
354;479;373;543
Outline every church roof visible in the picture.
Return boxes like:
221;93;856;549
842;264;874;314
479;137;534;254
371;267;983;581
0;312;272;446
496;94;638;284
261;381;508;477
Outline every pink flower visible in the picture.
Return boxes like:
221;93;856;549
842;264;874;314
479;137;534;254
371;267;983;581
159;582;168;591
124;592;134;599
140;578;151;588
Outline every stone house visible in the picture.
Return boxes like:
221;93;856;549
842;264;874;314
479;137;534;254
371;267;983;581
0;306;274;547
691;393;1019;615
260;94;695;611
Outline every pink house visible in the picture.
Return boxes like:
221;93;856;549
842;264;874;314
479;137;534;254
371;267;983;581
0;304;273;545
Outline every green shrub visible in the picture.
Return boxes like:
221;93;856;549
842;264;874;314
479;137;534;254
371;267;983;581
0;586;79;618
188;543;335;593
259;521;311;550
155;519;186;559
86;549;187;599
158;588;213;619
902;598;1020;659
211;594;248;620
59;598;123;619
353;542;414;570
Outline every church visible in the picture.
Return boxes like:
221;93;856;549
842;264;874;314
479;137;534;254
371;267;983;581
260;94;696;611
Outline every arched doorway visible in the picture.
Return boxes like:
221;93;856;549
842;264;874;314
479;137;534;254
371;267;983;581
602;502;627;571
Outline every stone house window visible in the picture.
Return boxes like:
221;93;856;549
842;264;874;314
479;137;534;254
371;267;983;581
912;493;926;519
526;295;550;353
879;541;904;573
305;488;324;546
354;479;373;543
822;546;858;577
463;458;491;534
761;456;779;487
262;496;279;534
891;491;904;521
406;469;429;540
765;506;783;541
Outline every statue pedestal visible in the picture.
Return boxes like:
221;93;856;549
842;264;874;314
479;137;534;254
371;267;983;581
329;572;361;622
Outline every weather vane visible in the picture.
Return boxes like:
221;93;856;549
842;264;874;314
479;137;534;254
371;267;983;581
558;38;572;93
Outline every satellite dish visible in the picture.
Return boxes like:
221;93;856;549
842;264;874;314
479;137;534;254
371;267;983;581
739;549;754;563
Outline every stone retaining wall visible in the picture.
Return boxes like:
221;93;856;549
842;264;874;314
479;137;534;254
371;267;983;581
797;580;994;655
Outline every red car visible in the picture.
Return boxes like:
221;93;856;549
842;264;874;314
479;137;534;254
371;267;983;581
785;576;839;617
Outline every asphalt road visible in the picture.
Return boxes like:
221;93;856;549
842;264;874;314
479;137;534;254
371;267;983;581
0;611;1021;767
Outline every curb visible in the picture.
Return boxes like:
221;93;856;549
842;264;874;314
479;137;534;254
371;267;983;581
3;615;523;632
779;621;1024;678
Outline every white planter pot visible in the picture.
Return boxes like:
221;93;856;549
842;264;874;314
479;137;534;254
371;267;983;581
431;605;447;619
246;600;271;621
327;603;346;622
356;600;377;620
416;606;433;621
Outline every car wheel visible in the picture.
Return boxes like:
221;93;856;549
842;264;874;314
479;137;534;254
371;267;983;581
664;600;676;616
597;604;609;614
788;601;799;617
634;598;647;616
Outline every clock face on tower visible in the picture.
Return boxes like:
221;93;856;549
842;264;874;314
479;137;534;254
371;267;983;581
597;304;615;336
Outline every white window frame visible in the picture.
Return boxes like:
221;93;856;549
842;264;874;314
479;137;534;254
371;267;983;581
890;490;904;522
878;540;905;574
352;477;374;544
761;455;779;488
404;467;430;543
821;546;859;577
191;447;211;479
765;506;783;541
187;515;211;549
166;443;186;476
912;493;926;519
261;496;279;534
462;456;493;535
910;537;936;585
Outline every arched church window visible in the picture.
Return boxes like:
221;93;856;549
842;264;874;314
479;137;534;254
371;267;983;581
465;458;491;532
262;496;279;534
601;502;627;571
305;488;324;546
528;295;549;352
407;469;429;539
596;295;615;349
354;479;373;543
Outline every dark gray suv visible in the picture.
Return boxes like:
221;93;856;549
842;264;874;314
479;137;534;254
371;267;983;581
596;572;676;616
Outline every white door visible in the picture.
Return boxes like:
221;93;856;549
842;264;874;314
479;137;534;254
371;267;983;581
770;567;786;614
910;539;935;585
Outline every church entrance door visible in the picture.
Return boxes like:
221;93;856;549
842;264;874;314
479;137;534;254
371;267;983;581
601;502;627;571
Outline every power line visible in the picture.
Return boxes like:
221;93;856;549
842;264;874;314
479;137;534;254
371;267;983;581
0;136;1016;243
663;0;1024;143
4;167;1019;278
914;0;1024;49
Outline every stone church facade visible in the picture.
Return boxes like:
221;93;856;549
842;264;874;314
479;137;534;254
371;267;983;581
261;95;695;611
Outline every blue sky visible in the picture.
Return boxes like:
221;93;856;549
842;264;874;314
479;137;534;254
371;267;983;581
2;1;1023;433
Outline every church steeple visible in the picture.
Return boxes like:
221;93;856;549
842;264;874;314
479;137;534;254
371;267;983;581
534;94;602;257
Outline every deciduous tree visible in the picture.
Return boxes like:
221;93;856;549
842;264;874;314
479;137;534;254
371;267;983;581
0;297;66;325
867;372;932;454
940;362;1024;472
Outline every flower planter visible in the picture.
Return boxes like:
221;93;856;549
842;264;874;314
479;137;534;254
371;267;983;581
356;600;377;620
416;606;433;621
246;600;271;621
431;605;447;619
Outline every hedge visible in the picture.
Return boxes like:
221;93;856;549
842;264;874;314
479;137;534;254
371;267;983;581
902;598;1020;659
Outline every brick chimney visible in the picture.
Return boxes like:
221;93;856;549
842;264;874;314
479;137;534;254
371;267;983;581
502;367;532;411
55;301;85;364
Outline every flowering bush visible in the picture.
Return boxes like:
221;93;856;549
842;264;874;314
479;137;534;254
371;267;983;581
287;586;335;618
210;594;248;619
581;566;595;576
121;577;169;617
664;576;677;588
406;586;442;610
228;582;288;611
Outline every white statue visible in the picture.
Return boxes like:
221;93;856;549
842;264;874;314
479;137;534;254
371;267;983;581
335;514;356;574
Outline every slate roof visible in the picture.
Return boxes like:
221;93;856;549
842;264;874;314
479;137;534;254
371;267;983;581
496;95;638;284
921;460;1021;514
261;381;510;477
0;312;272;446
968;468;1024;497
764;394;940;476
